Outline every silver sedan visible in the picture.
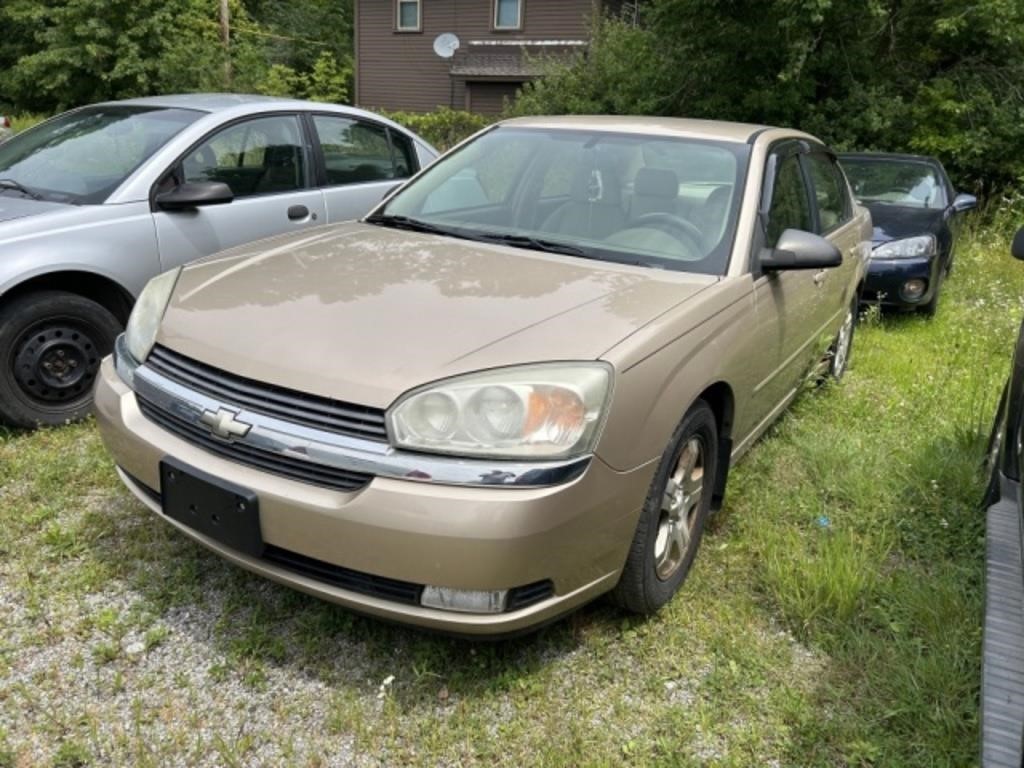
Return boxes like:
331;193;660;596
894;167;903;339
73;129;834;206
0;94;438;428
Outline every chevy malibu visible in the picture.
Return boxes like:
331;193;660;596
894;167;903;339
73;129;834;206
95;117;870;635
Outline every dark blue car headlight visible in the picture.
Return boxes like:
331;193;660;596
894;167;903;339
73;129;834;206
872;235;936;259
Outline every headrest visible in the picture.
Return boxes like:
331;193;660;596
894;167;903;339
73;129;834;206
264;144;295;166
635;168;678;199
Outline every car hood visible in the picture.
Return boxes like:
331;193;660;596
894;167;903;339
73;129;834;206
863;203;945;244
0;195;72;224
157;222;716;408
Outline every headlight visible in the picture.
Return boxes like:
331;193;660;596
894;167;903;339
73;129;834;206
872;235;936;259
124;267;181;363
387;363;613;459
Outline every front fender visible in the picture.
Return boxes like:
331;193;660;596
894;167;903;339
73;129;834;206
0;202;159;300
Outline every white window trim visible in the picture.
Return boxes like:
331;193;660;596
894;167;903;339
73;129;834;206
493;0;523;30
396;0;421;32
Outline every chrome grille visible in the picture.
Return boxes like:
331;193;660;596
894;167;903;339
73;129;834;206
137;397;372;492
146;345;388;442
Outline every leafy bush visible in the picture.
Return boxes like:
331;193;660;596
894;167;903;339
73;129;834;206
8;114;46;134
258;52;351;105
381;108;491;151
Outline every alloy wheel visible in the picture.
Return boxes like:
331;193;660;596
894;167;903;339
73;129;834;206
654;436;705;580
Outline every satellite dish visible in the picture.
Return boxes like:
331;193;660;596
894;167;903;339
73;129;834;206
433;33;460;59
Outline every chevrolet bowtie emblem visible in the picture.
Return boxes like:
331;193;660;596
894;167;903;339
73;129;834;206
199;408;252;440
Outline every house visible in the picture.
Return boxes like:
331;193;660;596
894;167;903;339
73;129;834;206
354;1;618;115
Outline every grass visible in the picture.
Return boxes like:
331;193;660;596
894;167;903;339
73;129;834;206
1;214;1022;766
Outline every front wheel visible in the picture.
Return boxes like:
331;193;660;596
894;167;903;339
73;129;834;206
0;291;121;428
611;400;718;614
828;300;856;380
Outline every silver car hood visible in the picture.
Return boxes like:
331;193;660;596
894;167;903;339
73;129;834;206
0;195;72;223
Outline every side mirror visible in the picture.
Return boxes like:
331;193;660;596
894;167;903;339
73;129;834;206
761;229;842;271
1012;227;1024;261
951;192;977;213
156;181;233;211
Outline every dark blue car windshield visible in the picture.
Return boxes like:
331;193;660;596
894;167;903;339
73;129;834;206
0;106;201;205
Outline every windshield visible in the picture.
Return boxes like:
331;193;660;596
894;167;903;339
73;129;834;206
374;126;750;275
0;105;201;204
840;158;947;210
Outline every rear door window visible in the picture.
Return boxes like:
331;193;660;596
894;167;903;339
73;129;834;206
313;116;407;186
805;152;849;233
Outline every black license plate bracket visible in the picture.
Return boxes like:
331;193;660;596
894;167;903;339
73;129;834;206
159;457;263;557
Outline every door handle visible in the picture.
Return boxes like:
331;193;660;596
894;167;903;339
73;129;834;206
813;270;827;286
287;205;310;221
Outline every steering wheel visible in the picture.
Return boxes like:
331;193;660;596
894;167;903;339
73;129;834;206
631;213;704;254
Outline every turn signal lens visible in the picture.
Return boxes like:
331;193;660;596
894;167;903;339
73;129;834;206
525;387;586;446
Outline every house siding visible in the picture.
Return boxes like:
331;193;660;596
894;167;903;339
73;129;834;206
355;0;599;114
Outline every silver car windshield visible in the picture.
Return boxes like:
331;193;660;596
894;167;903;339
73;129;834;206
373;127;749;275
0;106;201;205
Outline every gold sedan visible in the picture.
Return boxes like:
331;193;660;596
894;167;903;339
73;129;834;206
94;117;869;635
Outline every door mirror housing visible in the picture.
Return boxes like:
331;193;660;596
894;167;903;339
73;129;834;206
1012;227;1024;261
951;192;977;213
761;229;842;271
156;182;234;211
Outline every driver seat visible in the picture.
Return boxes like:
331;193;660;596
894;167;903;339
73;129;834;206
630;168;679;221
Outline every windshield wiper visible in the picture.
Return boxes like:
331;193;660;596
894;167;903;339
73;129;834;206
470;233;590;258
0;178;43;201
364;214;455;237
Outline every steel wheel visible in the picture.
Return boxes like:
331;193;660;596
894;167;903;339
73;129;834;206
0;291;121;428
13;321;102;405
654;436;705;580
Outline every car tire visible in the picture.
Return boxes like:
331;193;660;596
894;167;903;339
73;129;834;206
828;299;857;380
919;271;943;317
919;290;940;317
610;399;718;614
0;291;121;428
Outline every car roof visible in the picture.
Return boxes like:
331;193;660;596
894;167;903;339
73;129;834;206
837;151;943;166
84;94;430;145
97;93;316;113
497;115;777;144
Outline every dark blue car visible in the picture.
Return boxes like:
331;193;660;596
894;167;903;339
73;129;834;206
838;152;977;315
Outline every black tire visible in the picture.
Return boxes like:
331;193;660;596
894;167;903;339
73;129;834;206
611;400;718;614
919;291;939;317
0;291;121;428
919;272;943;317
828;299;857;380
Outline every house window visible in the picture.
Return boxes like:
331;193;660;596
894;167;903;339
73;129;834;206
396;0;420;31
494;0;522;30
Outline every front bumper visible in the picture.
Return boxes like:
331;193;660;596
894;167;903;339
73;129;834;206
861;255;942;309
94;355;653;635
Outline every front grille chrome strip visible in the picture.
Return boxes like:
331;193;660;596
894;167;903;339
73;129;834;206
124;340;592;489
